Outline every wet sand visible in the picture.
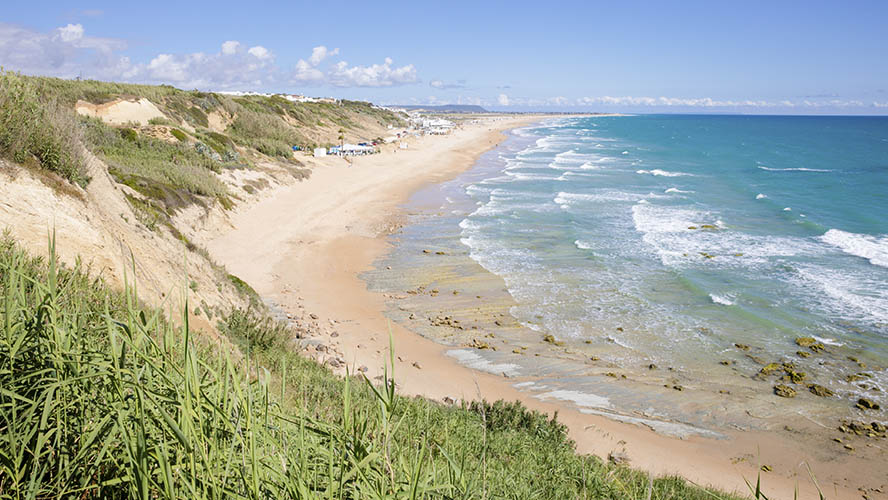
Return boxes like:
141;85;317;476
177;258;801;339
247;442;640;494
206;116;886;500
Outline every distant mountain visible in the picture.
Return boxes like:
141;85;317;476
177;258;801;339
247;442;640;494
395;104;488;113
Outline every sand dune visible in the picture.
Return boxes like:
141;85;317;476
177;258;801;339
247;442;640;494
75;98;166;125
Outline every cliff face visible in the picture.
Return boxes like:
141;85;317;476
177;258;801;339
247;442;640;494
0;74;406;327
0;153;246;329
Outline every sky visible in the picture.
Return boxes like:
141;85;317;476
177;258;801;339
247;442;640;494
1;0;887;114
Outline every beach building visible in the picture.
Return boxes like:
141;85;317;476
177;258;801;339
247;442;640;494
422;118;455;130
340;143;376;156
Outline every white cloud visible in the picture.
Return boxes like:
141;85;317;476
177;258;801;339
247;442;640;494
56;23;84;43
457;95;483;106
147;53;188;81
498;93;510;106
0;24;421;92
221;40;240;55
0;22;128;79
327;57;417;87
291;46;416;88
292;58;324;83
309;45;339;65
247;45;271;60
132;40;277;89
430;79;466;90
574;95;879;109
292;45;336;84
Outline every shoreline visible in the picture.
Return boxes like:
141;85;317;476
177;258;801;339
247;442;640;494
205;116;882;500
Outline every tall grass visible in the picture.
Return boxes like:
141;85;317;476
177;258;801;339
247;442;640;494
0;236;745;499
0;70;89;186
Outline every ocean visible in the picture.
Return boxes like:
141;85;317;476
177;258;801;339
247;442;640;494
367;114;888;434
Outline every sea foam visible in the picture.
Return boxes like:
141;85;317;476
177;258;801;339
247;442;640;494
710;294;734;306
758;166;833;173
636;169;692;177
821;229;888;268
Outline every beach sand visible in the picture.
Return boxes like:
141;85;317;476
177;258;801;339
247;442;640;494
206;116;885;500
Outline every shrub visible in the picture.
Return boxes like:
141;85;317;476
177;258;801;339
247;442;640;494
227;273;261;305
81;116;227;201
468;399;570;445
0;70;89;186
148;116;174;126
218;308;289;352
119;127;138;141
170;128;187;141
186;106;209;127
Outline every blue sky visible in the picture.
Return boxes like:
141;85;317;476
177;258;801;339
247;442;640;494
1;0;886;113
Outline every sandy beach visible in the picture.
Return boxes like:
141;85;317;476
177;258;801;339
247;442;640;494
205;116;883;500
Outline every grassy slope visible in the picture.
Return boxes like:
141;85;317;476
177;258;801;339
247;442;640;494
0;71;405;275
0;237;744;499
1;71;404;210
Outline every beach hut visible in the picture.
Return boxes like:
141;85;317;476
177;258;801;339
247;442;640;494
313;147;327;157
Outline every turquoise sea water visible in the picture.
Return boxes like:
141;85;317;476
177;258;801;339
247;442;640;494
457;115;888;397
369;114;888;430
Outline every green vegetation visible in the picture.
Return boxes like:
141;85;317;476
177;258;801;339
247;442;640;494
219;307;289;352
0;236;746;499
222;98;307;158
0;70;89;186
170;128;188;142
228;273;261;307
81;116;227;201
148;117;175;126
2;72;406;208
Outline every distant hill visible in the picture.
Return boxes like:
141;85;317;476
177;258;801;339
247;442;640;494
396;104;488;113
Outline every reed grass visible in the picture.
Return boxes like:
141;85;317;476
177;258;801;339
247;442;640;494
0;235;746;499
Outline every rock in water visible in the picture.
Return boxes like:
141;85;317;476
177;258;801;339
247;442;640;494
774;384;796;398
856;398;880;410
808;384;834;397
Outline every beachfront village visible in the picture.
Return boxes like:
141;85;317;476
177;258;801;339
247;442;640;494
310;110;459;158
219;90;460;158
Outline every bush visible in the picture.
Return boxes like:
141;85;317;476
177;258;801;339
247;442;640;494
81;116;227;201
119;127;138;141
468;399;570;445
148;116;174;126
218;308;289;352
0;70;89;186
228;273;261;305
170;128;187;141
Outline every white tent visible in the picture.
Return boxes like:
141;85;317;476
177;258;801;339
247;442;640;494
313;147;327;157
